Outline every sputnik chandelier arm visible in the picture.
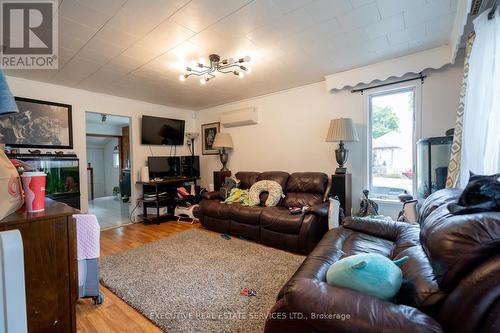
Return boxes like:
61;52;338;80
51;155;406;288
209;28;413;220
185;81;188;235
179;53;251;84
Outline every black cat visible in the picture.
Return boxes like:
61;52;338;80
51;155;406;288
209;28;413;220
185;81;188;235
448;172;500;215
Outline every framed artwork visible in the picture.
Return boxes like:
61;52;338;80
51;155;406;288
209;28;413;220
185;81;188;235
201;122;220;155
0;97;73;149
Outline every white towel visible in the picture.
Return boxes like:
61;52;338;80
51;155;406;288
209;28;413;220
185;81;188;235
73;214;100;260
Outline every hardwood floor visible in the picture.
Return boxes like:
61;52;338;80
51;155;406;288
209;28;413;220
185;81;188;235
76;221;200;333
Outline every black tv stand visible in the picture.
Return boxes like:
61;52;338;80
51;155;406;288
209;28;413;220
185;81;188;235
136;177;199;224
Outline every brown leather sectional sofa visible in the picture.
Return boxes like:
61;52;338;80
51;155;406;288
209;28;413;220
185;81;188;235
199;171;331;254
265;188;500;333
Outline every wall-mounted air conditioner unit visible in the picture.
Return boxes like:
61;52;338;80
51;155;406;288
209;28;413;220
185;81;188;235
220;107;258;127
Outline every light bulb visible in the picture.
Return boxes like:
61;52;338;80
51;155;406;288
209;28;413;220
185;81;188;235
179;74;186;82
243;56;251;62
227;57;234;64
238;72;245;79
200;77;206;84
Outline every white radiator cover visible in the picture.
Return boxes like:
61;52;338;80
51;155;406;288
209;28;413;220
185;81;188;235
220;107;258;127
0;230;27;333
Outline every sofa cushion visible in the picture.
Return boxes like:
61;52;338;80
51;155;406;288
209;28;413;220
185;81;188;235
282;172;328;208
229;205;264;225
257;171;290;189
260;207;307;234
200;199;231;219
394;246;447;315
286;172;329;194
235;171;259;189
420;204;500;290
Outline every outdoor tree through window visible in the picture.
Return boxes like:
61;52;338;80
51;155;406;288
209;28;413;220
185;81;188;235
369;88;415;200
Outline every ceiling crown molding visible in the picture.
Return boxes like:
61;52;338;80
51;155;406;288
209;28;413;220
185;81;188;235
325;46;452;92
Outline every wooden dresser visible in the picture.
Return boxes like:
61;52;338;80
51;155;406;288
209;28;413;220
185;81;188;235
0;199;79;333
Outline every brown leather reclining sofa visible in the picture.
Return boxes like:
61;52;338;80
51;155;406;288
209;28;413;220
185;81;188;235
199;171;331;254
265;188;500;333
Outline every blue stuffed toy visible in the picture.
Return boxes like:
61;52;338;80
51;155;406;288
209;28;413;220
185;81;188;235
326;253;409;301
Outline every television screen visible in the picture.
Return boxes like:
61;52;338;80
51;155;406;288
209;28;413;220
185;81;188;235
141;116;185;145
148;156;180;178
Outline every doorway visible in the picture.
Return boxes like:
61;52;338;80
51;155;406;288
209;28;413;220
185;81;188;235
85;112;131;229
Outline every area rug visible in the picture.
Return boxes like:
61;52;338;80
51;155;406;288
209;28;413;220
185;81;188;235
100;229;305;333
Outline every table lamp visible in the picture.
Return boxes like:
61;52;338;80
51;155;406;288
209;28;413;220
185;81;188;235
326;118;359;174
0;67;18;115
213;132;233;172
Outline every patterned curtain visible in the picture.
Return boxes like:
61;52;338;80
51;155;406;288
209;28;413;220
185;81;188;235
446;32;476;188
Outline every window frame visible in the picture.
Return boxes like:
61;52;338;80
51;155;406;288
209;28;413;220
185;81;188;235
365;83;421;202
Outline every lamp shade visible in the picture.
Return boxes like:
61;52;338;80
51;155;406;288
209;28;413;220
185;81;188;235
213;132;233;148
325;118;359;142
0;67;18;115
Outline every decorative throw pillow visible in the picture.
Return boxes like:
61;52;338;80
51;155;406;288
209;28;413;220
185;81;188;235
326;253;409;301
223;188;251;206
248;180;284;207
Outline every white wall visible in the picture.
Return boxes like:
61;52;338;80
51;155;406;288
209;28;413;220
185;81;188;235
6;75;196;215
86;122;123;136
196;62;464;217
86;147;105;198
103;138;120;196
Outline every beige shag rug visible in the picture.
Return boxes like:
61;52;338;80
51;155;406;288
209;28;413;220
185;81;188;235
100;229;305;333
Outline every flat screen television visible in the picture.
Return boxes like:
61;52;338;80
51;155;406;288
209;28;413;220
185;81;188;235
141;116;185;145
148;156;181;178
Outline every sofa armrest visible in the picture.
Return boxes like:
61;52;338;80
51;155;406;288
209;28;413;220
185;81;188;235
202;191;220;200
342;216;410;241
304;202;329;217
266;278;442;333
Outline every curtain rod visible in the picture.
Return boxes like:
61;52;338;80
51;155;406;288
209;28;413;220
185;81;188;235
350;73;426;94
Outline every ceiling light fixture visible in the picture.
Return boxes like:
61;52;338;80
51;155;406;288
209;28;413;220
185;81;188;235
179;53;251;84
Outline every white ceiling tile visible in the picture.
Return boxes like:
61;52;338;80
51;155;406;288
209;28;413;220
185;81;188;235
136;20;195;54
376;0;426;19
121;45;159;63
350;0;375;8
9;0;458;109
59;0;112;29
84;38;128;59
59;17;97;42
387;25;425;45
74;48;114;66
303;0;352;23
404;0;454;28
52;58;101;86
171;0;252;33
76;0;126;16
209;0;281;37
271;0;314;13
425;12;455;35
274;6;316;34
337;3;381;30
363;13;404;40
59;34;87;52
92;26;139;49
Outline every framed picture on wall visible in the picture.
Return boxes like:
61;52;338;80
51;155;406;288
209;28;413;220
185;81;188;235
201;122;220;155
0;97;73;149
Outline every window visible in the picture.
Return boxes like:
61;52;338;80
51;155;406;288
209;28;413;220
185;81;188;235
113;146;120;167
368;87;415;200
